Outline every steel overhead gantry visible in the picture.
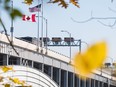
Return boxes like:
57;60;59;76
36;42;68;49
41;37;82;53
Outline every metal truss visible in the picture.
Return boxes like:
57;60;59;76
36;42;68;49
43;39;81;46
43;39;82;53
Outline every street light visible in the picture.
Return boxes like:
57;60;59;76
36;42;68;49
61;30;71;59
42;17;47;54
80;40;89;54
106;57;113;71
39;16;48;54
102;57;113;71
81;41;89;48
105;57;114;87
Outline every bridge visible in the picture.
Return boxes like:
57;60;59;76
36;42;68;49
0;34;116;87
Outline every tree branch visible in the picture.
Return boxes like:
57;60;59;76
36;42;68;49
71;16;116;23
109;7;116;13
98;20;116;28
71;9;116;28
0;18;19;55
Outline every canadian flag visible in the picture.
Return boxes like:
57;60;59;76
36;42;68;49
22;14;36;22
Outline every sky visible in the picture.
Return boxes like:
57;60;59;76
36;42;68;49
1;0;116;63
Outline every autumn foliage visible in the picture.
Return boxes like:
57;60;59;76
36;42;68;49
24;0;80;8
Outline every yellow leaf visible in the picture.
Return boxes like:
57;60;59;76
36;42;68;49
24;0;33;5
70;0;80;8
13;78;20;83
1;66;13;73
22;86;32;87
48;0;68;8
18;80;25;86
72;41;107;77
0;76;3;82
3;84;10;87
9;77;25;86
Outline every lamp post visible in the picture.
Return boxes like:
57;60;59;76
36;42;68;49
107;57;113;76
107;57;113;66
61;30;71;59
98;56;113;87
105;57;114;87
10;0;14;44
43;17;48;54
40;16;48;54
81;41;89;48
80;40;89;54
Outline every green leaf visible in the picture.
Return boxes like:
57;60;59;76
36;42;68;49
10;9;22;20
5;0;10;3
3;0;10;12
4;5;11;11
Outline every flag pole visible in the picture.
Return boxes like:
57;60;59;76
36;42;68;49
37;0;40;52
10;0;14;44
0;0;1;19
41;0;43;53
45;18;48;54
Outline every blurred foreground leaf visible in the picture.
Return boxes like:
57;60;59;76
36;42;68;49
70;0;79;8
48;0;68;8
72;41;107;77
2;0;22;20
3;84;10;87
1;66;13;73
10;9;22;20
9;77;25;86
0;76;3;82
24;0;33;5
